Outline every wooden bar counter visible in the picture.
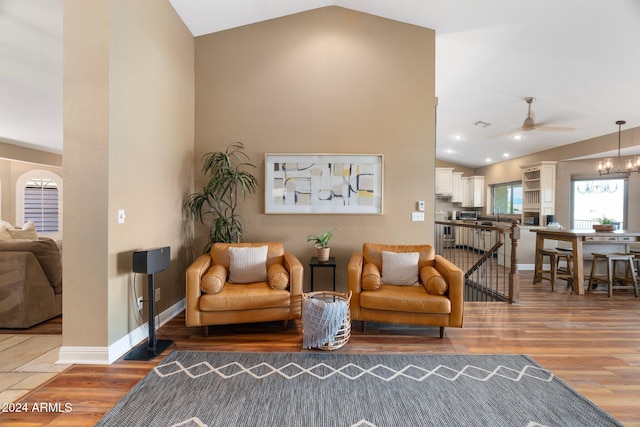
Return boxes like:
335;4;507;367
530;228;640;295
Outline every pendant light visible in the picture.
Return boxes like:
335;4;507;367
597;120;639;175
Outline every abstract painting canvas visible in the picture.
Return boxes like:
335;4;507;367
265;154;383;214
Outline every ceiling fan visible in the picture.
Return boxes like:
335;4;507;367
519;97;575;132
490;97;576;138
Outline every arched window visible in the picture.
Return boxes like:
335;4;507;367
16;170;63;235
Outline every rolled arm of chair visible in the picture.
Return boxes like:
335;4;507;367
185;254;211;327
283;251;303;297
284;251;304;320
434;254;464;327
347;253;364;293
347;253;364;320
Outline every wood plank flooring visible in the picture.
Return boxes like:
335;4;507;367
1;270;639;426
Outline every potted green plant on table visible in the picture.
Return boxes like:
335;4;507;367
593;215;616;232
306;228;337;262
185;142;258;253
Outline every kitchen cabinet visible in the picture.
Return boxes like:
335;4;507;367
435;168;454;195
498;226;537;267
454;225;493;252
521;162;556;226
462;176;484;207
472;228;494;252
454;226;473;248
451;172;464;203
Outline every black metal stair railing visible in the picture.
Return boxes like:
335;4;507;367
435;220;520;303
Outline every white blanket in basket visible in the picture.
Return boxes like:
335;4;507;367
302;297;348;349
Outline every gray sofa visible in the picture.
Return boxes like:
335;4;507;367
0;238;62;328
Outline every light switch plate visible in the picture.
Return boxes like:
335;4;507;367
118;209;126;224
411;212;425;221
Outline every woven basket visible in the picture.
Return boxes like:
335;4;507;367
303;291;352;351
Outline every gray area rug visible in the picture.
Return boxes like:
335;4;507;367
98;351;622;427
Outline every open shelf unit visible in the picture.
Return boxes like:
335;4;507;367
520;161;556;226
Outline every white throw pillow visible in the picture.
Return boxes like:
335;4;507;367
0;225;12;240
228;245;269;283
7;221;38;240
381;251;420;286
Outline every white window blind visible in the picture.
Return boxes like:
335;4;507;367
24;178;59;232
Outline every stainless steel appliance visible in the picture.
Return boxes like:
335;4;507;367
435;212;455;248
459;211;478;221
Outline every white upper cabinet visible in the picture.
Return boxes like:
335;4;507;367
451;172;464;203
462;176;484;207
435;168;454;195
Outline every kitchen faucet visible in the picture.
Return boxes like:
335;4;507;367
492;206;501;222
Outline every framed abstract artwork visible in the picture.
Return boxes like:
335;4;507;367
264;153;383;214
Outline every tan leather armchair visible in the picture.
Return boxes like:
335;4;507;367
186;242;303;335
348;243;463;338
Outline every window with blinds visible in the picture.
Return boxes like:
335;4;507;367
24;178;59;232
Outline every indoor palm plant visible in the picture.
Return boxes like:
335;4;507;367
306;228;337;262
185;142;258;252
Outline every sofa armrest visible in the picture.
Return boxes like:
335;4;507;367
434;254;464;327
347;252;364;319
185;254;211;327
283;251;303;297
0;252;59;328
348;253;364;293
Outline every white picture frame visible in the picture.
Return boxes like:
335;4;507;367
264;153;383;214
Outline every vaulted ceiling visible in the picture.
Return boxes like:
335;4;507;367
2;0;640;167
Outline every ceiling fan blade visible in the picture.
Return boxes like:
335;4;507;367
487;128;524;138
533;125;575;132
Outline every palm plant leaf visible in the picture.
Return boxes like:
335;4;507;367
184;142;258;251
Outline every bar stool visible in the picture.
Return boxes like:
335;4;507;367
534;248;573;291
587;253;639;298
631;250;640;276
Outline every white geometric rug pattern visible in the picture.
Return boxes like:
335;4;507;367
154;360;554;383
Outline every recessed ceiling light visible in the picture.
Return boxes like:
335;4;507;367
473;121;491;128
453;135;463;140
512;135;523;140
485;158;491;162
446;149;455;154
503;153;510;157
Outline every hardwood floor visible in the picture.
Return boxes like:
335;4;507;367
1;270;639;426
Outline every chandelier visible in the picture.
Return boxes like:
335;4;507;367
597;120;640;175
576;180;618;194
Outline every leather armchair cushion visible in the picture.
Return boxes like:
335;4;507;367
268;264;289;290
420;266;448;296
360;285;451;314
199;283;291;312
201;264;227;294
362;263;381;291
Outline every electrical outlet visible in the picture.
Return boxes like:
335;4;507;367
155;288;161;302
136;297;143;311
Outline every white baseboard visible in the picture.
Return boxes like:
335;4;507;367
518;264;536;270
57;298;185;365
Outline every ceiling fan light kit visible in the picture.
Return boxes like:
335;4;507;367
597;120;640;175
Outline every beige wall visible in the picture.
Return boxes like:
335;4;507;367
0;156;62;224
63;0;194;357
0;140;62;167
194;7;436;289
0;143;62;224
